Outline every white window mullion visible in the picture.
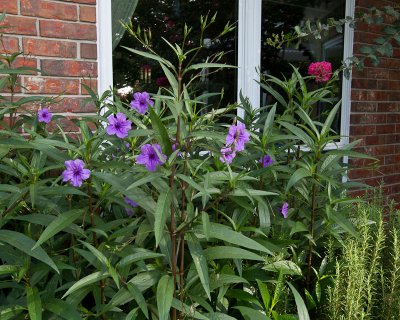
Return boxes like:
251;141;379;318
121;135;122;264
237;0;262;117
96;0;113;97
340;0;355;147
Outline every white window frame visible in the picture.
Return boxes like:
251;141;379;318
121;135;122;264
97;0;354;148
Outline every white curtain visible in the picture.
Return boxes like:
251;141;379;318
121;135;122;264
112;0;139;50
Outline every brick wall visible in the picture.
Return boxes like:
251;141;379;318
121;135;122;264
350;0;400;203
0;0;97;131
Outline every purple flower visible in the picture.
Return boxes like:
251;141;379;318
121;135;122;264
62;159;91;187
136;143;167;172
124;196;138;217
124;196;138;207
220;147;236;164
280;202;289;219
106;112;132;138
260;155;274;168
226;122;250;152
130;92;154;114
38;108;52;123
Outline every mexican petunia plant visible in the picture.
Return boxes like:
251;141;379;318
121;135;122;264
0;13;372;320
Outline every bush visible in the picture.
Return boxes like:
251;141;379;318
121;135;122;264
0;14;370;320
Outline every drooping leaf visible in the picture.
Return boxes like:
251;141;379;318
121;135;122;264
287;282;310;320
194;223;272;254
62;271;110;298
26;286;42;320
43;298;82;320
34;209;84;249
157;275;175;320
234;306;270;320
127;283;149;319
0;230;59;273
286;168;311;193
203;246;265;261
154;190;172;247
263;260;302;276
187;233;211;300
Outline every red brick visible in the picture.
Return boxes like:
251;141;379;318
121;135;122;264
350;125;376;135
367;68;390;80
23;76;79;94
80;43;97;59
0;16;37;36
21;0;78;21
8;57;38;70
351;102;376;112
81;78;97;94
0;36;19;53
377;80;400;91
377;103;400;113
41;60;97;77
384;154;400;165
0;0;18;14
39;20;96;40
79;5;96;23
350;113;386;125
50;97;96;113
376;124;396;134
62;0;95;4
352;78;377;90
23;38;77;58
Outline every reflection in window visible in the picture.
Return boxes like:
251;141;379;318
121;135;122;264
112;0;238;107
261;0;345;128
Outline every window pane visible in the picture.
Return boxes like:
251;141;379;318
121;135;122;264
261;0;346;127
112;0;238;106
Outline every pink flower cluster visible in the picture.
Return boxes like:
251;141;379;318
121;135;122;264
308;61;332;83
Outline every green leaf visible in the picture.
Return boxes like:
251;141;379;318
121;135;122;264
154;190;172;247
330;211;357;237
43;298;82;320
126;173;163;191
148;107;172;155
286;168;311;193
34;209;84;249
203;246;265;261
0;265;18;276
195;223;272;254
321;100;341;137
202;211;210;241
127;283;149;319
157;275;175;320
187;233;211;300
0;305;25;320
26;286;42;320
121;46;175;70
0;184;21;193
118;251;165;268
263;260;302;275
62;271;109;298
79;240;108;267
185;62;237;72
257;279;271;311
234;306;270;320
0;230;59;273
287;282;310;320
279;122;313;146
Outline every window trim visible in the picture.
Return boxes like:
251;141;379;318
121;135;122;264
97;0;354;147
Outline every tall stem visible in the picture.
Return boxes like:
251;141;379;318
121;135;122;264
170;62;183;320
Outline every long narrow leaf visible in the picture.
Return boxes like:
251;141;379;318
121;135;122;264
0;230;58;273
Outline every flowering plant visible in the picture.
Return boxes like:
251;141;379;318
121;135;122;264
0;14;371;320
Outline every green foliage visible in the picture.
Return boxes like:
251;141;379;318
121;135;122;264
326;197;400;320
0;13;372;320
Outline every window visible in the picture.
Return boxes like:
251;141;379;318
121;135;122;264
97;0;354;146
